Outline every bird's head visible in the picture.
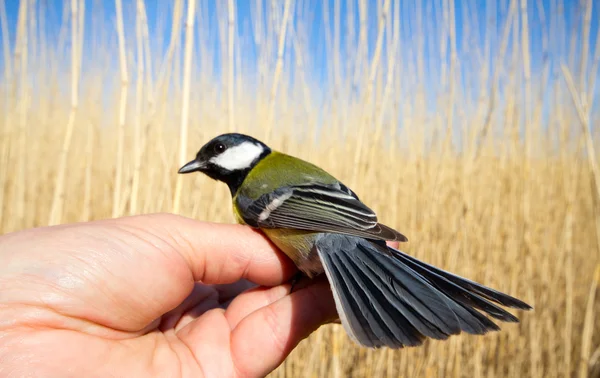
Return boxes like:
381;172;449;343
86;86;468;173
178;133;271;194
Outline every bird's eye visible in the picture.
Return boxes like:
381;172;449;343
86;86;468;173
214;143;226;154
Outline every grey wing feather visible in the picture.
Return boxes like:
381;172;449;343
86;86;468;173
237;183;407;242
316;235;527;349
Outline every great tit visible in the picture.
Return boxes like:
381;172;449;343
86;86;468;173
178;133;531;349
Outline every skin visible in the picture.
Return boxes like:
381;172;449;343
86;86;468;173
0;213;398;377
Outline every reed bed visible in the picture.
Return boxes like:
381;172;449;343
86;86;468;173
0;0;599;376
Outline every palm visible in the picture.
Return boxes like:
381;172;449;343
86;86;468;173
18;281;291;377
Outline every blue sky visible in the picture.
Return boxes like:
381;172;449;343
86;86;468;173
1;0;599;121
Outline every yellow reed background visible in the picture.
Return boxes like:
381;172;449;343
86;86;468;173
0;0;599;376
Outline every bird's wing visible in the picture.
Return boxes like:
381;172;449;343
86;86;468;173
236;182;407;242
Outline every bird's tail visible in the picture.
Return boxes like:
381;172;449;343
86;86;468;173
315;235;532;349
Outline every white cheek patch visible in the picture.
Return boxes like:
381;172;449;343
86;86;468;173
210;142;264;171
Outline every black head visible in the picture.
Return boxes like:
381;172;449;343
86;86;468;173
178;133;271;196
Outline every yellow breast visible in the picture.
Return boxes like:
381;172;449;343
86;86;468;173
261;228;324;277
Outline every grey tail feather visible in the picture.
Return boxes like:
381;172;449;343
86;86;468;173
316;235;531;349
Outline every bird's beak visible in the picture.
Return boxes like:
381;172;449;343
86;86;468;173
178;159;206;174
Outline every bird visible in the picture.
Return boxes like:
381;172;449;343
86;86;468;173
178;133;531;349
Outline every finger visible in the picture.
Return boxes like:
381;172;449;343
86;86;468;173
224;284;291;329
115;214;297;286
229;278;337;377
176;308;237;378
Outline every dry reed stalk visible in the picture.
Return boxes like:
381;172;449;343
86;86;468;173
566;0;579;69
113;0;128;218
332;0;344;138
0;0;11;81
579;0;593;94
253;0;263;50
155;0;182;110
554;89;570;376
172;0;196;214
587;20;600;104
351;0;389;188
77;0;84;80
579;265;600;378
332;326;341;378
472;0;517;161
321;0;335;137
427;0;457;233
351;0;367;105
13;0;28;231
0;0;11;225
437;0;449;99
138;0;153;108
344;0;354;90
130;0;146;215
264;0;292;142
135;2;156;199
372;1;399;154
38;0;48;73
55;2;69;55
216;1;228;117
333;0;341;108
289;25;313;117
27;0;36;66
48;0;80;225
438;0;458;159
234;23;243;130
561;65;600;258
590;347;600;378
251;0;264;114
563;165;577;376
415;0;424;85
227;0;235;132
519;3;538;374
81;120;94;222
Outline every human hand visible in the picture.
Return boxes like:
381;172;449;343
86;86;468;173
0;214;340;377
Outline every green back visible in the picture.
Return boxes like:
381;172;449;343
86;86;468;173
236;151;339;200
